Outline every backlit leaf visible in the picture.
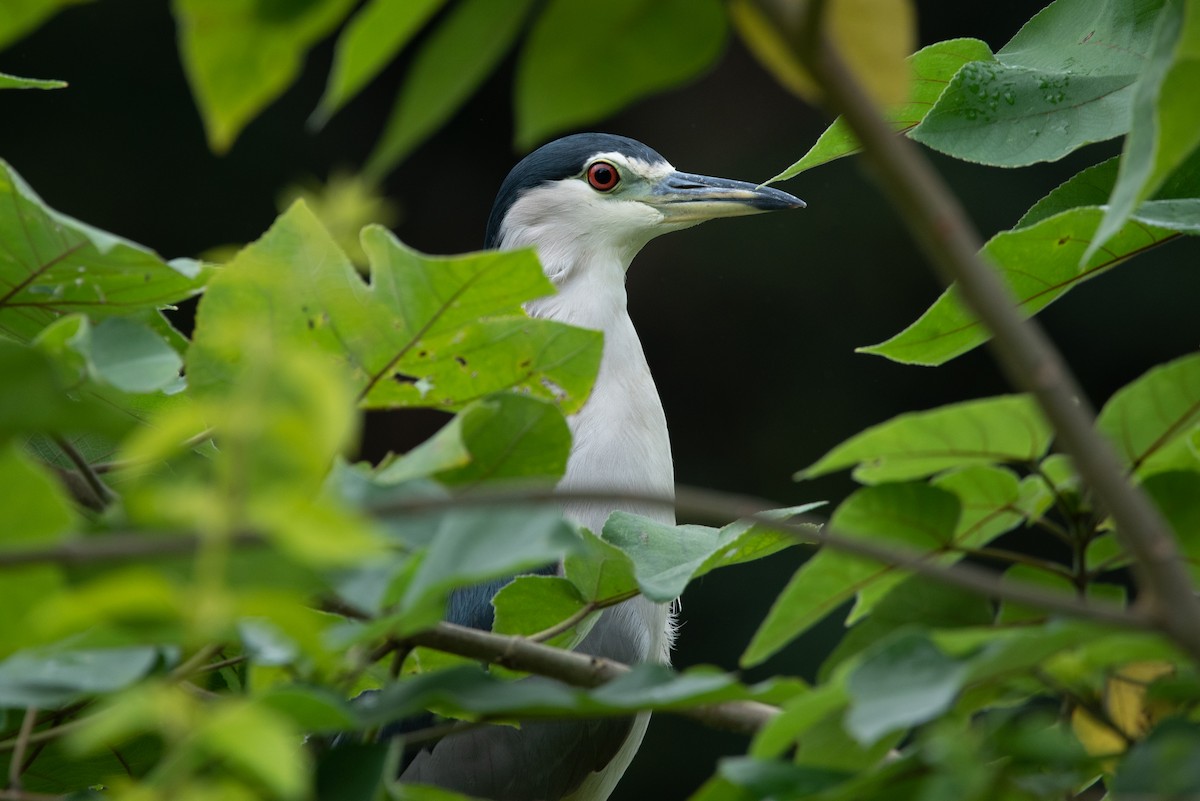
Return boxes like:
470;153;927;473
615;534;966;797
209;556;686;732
0;159;205;343
173;0;357;152
365;0;536;178
730;0;915;110
800;395;1053;482
188;202;601;413
312;0;446;126
492;575;589;647
515;0;726;150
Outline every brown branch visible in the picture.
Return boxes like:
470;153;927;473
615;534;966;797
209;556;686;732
771;4;1200;660
51;435;115;509
402;620;779;736
0;790;63;801
0;486;1147;630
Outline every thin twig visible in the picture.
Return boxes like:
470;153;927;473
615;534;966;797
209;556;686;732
1;486;1148;630
780;5;1200;661
956;545;1075;580
6;707;37;791
528;602;599;644
51;435;115;508
0;789;63;801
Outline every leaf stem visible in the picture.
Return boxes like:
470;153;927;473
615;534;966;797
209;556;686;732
6;707;37;791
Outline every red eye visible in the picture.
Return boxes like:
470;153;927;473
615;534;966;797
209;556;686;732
586;161;620;191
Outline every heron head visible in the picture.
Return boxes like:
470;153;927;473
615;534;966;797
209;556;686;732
485;133;804;281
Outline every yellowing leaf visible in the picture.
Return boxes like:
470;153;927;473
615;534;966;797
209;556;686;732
731;0;916;107
1073;661;1176;756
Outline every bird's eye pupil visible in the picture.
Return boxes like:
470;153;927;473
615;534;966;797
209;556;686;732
587;162;619;191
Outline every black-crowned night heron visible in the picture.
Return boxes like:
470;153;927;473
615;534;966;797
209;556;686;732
398;133;804;800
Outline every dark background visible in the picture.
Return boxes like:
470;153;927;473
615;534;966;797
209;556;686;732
2;2;1197;798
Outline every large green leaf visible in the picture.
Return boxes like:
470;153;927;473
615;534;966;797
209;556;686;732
312;0;446;126
563;526;640;603
173;0;357;153
741;484;961;668
0;0;87;51
364;0;536;179
1088;0;1200;260
1097;351;1200;477
844;631;967;745
0;71;66;90
911;0;1166;166
514;0;726;149
377;393;571;488
769;38;993;182
861;206;1182;365
0;159;204;344
188;202;601;413
800;395;1053;483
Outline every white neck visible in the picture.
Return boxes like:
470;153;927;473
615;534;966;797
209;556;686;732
513;237;676;534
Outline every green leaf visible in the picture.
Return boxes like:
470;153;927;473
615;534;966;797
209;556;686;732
433;394;571;486
1096;352;1200;476
800;395;1053;482
563;526;640;603
1112;719;1200;798
769;38;993;182
514;0;726;149
20;734;160;795
0;0;87;51
0;445;73;656
0;339;131;443
0;646;158;706
718;757;851;799
189;202;601;413
491;575;588;647
312;0;446;126
1132;197;1200;231
741;484;960;668
0;159;205;343
861;207;1181;365
364;0;536;179
600;506;818;603
78;316;182;392
378;393;570;487
256;685;359;733
911;0;1166;166
0;71;67;90
398;506;578;622
844;631;967;745
1088;0;1200;261
820;577;994;681
1016;156;1120;228
172;0;358;153
931;464;1028;549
